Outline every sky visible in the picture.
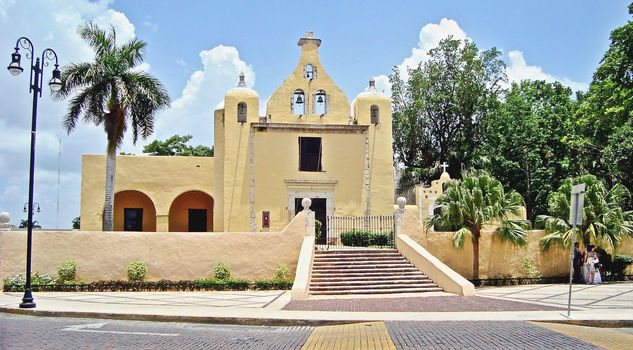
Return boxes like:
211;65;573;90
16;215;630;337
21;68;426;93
0;0;630;229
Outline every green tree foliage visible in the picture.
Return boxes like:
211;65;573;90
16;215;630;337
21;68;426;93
537;174;633;251
72;216;80;229
427;171;530;279
390;37;506;189
477;81;578;220
143;134;213;156
19;220;41;229
574;3;633;193
54;23;170;230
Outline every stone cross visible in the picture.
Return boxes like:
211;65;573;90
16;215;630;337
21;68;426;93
440;162;449;173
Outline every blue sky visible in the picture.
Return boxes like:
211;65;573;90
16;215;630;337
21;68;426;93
0;0;630;229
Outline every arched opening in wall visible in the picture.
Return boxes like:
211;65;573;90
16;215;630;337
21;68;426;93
304;64;316;80
111;190;157;231
237;102;247;123
370;105;380;124
169;190;214;232
314;90;328;115
292;89;305;115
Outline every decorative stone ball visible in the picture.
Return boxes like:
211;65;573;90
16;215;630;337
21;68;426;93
396;197;406;209
0;212;9;224
301;198;312;211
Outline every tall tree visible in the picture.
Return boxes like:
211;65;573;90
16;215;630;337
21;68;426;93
390;37;506;190
477;80;578;220
427;171;530;279
574;3;633;193
537;174;633;251
55;24;170;230
143;134;214;156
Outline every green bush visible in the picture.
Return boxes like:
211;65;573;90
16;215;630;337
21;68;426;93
227;278;250;290
193;278;225;290
213;261;232;280
126;261;147;282
315;219;322;239
274;264;290;280
340;230;393;247
521;256;540;278
57;260;78;283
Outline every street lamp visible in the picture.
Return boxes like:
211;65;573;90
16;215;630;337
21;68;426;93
7;37;62;309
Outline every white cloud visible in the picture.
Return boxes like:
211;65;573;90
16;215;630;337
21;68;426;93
0;0;135;228
506;50;588;92
370;18;588;98
155;45;255;148
373;18;469;97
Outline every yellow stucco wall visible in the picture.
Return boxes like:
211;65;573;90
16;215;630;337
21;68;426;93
81;155;213;231
0;212;308;285
399;209;633;278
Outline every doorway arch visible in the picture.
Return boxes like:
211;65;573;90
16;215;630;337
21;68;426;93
169;190;214;232
112;190;157;231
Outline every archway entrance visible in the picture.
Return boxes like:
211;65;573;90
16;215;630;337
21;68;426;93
169;191;214;232
112;190;156;231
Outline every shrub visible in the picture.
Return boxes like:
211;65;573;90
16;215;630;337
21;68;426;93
227;278;250;290
340;230;393;247
274;264;290;280
521;256;540;278
57;260;78;282
315;219;322;239
213;261;231;281
126;261;147;282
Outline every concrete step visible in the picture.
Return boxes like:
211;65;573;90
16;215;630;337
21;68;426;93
313;260;409;266
310;274;428;282
310;286;443;295
315;249;398;255
313;256;406;262
310;279;435;287
312;264;416;270
311;271;427;278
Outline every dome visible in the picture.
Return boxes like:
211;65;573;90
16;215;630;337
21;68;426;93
355;77;389;101
226;72;258;97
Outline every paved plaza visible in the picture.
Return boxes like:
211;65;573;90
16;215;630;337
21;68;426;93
1;283;632;349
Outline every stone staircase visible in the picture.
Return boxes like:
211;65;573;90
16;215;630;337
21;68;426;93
309;249;443;295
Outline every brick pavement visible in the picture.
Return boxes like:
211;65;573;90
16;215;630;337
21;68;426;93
283;295;564;312
385;321;603;350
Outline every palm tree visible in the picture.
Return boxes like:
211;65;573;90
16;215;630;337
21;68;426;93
427;171;530;279
537;174;633;251
55;23;170;230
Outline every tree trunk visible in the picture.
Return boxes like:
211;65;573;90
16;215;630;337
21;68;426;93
103;150;116;231
472;229;480;280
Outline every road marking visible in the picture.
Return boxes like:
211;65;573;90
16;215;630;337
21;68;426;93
533;322;633;350
62;322;179;337
302;322;396;350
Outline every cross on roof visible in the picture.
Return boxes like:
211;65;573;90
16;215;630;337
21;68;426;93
440;162;449;173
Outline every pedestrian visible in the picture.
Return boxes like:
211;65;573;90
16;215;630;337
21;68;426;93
573;242;583;282
584;245;599;284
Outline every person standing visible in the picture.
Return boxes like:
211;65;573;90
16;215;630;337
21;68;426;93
585;245;599;284
573;242;583;282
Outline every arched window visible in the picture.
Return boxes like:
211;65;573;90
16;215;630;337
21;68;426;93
370;105;380;125
313;90;328;115
304;64;316;80
291;89;305;115
237;102;247;123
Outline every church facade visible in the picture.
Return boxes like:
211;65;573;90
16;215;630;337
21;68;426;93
80;32;395;235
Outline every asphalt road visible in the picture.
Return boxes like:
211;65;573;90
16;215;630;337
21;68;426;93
1;313;630;349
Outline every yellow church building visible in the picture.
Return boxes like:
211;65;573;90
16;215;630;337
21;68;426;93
80;32;395;237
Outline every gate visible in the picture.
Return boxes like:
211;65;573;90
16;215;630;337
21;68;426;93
319;215;395;250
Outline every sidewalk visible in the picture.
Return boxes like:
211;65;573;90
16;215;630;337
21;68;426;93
1;282;632;326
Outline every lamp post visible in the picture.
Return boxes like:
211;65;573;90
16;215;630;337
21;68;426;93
7;37;62;309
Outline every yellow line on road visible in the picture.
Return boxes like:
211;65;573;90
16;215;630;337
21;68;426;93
302;322;396;350
533;322;633;350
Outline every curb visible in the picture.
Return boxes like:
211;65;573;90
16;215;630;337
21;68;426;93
0;307;360;327
2;307;632;328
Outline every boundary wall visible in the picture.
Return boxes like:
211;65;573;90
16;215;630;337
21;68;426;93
0;212;309;286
